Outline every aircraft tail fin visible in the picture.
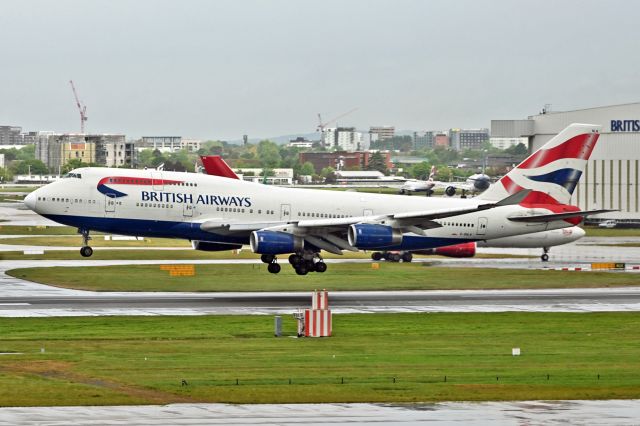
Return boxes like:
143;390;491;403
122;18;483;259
200;156;239;180
478;123;601;205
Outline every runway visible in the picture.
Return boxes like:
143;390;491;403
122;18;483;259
1;400;639;425
2;258;640;316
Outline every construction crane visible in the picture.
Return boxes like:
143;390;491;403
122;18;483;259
69;80;88;133
316;107;358;133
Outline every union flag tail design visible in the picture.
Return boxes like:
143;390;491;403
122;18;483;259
478;123;600;205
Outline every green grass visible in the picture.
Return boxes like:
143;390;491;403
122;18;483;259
3;236;191;247
0;186;38;193
583;226;640;237
0;194;24;202
0;248;531;262
8;264;640;292
0;225;84;235
0;313;639;405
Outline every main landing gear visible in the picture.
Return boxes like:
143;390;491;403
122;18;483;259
79;229;93;257
260;251;327;275
371;251;413;262
541;247;550;262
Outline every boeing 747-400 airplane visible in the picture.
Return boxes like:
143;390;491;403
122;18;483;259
24;124;609;275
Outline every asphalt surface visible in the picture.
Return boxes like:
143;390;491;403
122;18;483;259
1;400;639;425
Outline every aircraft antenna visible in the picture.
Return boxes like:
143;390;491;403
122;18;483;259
69;80;88;133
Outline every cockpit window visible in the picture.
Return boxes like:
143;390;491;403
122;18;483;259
63;172;82;179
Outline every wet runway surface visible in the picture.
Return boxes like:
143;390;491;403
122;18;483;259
1;400;639;425
1;258;640;316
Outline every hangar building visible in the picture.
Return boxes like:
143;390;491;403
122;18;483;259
492;103;640;223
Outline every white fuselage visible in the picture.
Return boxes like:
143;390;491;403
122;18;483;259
25;167;577;251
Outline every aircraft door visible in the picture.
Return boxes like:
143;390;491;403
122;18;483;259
104;195;116;214
151;172;163;191
476;217;487;235
183;203;194;217
280;204;291;221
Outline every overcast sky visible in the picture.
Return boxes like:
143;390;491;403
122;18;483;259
1;0;639;140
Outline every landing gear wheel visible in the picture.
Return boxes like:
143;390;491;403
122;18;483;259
80;246;93;257
541;253;549;262
289;254;302;266
402;252;413;263
371;252;382;261
314;262;327;273
295;265;309;275
389;253;401;262
267;263;281;274
261;254;274;264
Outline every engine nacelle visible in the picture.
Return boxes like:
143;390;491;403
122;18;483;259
348;224;402;249
445;186;456;197
474;177;491;191
250;231;303;255
413;242;476;258
435;242;476;257
192;241;243;252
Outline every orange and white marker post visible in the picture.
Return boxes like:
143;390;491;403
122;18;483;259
305;289;332;337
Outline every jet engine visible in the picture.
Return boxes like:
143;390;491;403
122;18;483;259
192;241;243;252
473;176;491;191
413;242;476;258
250;231;304;255
445;186;457;197
348;224;402;249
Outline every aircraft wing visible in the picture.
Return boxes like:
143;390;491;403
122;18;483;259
200;189;530;233
435;181;473;191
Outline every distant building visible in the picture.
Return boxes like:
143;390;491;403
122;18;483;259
369;126;395;143
489;137;527;150
334;170;405;185
13;174;61;184
413;131;434;150
433;133;449;148
36;134;133;172
233;168;293;185
299;151;393;172
0;126;23;145
322;127;365;151
22;131;54;146
139;136;201;153
449;128;490;151
287;137;314;149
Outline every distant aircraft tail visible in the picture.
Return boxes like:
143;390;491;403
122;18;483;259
200;156;239;180
428;166;436;181
478;123;600;205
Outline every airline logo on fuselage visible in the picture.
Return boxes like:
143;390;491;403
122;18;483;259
96;176;252;207
97;176;185;198
141;191;252;207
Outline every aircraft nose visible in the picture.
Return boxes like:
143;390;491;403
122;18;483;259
24;191;37;211
574;227;586;238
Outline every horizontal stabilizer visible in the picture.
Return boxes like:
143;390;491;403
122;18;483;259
495;189;531;206
508;209;616;223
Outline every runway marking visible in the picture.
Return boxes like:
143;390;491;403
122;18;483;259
0;303;30;306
